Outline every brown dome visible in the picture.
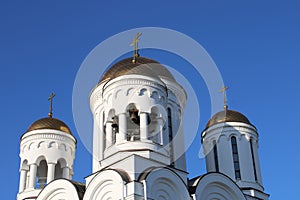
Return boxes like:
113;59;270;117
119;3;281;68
99;57;175;83
27;117;72;134
205;110;252;129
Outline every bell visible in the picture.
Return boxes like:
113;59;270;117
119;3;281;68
111;117;118;128
129;109;140;125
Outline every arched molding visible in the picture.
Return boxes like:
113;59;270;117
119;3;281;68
20;159;29;171
36;156;48;166
138;88;149;96
58;143;67;151
83;169;129;200
48;141;58;148
107;93;113;104
114;89;122;99
37;141;46;148
105;109;116;123
22;140;73;153
36;179;82;200
193;172;246;200
203;123;257;139
102;77;167;98
21;131;76;145
93;77;169;112
57;158;67;168
227;133;242;141
150;90;159;99
22;145;27;153
139;167;190;200
28;142;35;150
126;87;135;96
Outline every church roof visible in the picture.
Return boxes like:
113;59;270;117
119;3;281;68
205;109;252;129
99;57;176;83
69;180;86;200
27;117;72;135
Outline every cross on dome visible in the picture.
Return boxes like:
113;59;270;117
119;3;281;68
48;92;55;118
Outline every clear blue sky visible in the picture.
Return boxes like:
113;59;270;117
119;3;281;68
1;1;299;199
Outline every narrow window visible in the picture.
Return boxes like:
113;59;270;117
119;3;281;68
103;112;106;150
213;140;219;172
231;137;241;180
250;139;258;181
102;112;105;133
168;108;174;166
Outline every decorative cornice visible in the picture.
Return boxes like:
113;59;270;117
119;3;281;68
21;130;76;145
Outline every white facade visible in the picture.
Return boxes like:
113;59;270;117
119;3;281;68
17;56;269;200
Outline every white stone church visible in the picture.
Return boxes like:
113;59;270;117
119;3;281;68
16;52;270;199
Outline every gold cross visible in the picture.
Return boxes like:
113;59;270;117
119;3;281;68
130;33;142;63
48;92;55;118
219;86;229;110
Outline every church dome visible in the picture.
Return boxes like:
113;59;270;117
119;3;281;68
27;117;72;135
99;57;175;83
205;109;252;129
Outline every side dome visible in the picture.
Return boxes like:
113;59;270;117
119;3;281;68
205;110;252;129
99;57;175;83
27;117;72;135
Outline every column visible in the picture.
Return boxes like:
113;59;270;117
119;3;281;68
62;167;70;179
157;117;164;145
117;113;127;143
28;164;37;189
106;121;113;147
47;163;55;183
19;169;28;192
140;112;149;141
93;112;100;172
99;112;104;160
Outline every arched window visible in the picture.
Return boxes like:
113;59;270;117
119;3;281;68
111;115;118;144
250;138;258;181
54;162;63;179
213;140;219;172
127;103;140;141
148;107;161;144
36;160;47;189
168;108;174;166
19;160;29;192
231;137;241;180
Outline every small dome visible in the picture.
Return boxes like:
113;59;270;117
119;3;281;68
27;117;72;134
99;57;175;83
205;110;252;129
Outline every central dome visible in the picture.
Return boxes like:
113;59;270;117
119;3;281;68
99;57;175;83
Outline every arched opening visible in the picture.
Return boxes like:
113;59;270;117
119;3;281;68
250;138;258;181
105;109;116;147
19;160;29;192
148;106;165;145
168;107;174;166
36;160;48;189
213;140;219;172
231;136;241;180
54;162;63;179
111;115;118;144
127;103;140;141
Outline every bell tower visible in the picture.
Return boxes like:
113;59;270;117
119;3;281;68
89;55;187;182
17;94;76;200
